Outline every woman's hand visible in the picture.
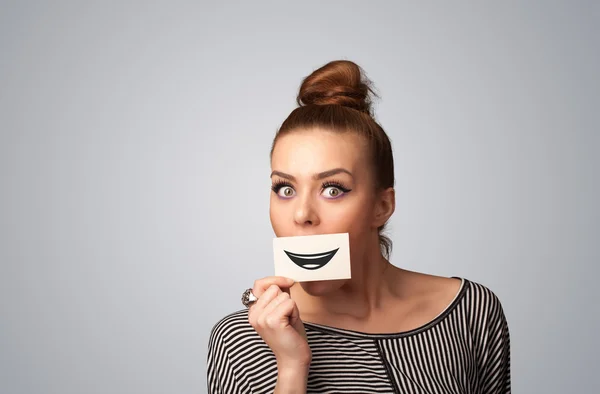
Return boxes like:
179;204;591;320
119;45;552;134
248;276;311;372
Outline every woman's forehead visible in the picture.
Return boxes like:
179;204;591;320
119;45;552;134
271;130;369;174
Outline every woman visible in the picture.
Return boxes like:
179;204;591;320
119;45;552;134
207;60;511;393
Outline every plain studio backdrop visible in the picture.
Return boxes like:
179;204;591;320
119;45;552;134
1;1;598;393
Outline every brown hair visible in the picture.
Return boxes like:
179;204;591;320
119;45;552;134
270;60;395;258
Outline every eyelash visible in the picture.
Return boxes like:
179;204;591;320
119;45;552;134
322;180;352;193
271;180;293;193
270;180;352;195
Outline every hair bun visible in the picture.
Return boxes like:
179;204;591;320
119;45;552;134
297;60;377;115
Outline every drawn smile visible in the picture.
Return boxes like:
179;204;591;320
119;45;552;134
283;248;339;270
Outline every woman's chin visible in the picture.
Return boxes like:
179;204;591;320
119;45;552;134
299;279;347;296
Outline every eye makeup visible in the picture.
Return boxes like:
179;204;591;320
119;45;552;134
321;180;352;194
271;179;293;193
270;178;353;198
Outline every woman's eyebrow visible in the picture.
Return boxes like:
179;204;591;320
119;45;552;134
270;168;354;181
314;168;353;180
270;171;296;181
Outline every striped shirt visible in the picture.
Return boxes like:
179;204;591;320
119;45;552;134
207;278;510;393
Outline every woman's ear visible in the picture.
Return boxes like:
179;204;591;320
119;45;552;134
373;187;395;228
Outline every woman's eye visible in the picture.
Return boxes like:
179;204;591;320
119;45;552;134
322;186;344;199
278;186;295;198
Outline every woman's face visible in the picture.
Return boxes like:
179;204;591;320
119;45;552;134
269;128;379;295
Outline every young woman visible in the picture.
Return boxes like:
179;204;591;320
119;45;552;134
207;60;511;393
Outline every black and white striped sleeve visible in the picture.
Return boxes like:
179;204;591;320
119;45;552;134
478;288;511;393
206;317;242;394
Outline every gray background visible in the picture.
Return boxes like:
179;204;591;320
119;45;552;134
1;1;598;393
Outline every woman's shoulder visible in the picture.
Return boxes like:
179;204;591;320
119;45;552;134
458;277;507;315
208;309;253;344
450;276;510;344
207;309;271;354
457;277;511;385
401;269;507;318
397;269;509;334
207;311;279;392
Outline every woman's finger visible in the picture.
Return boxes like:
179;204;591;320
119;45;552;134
260;291;290;319
287;295;304;333
252;276;295;298
248;284;281;327
264;298;296;330
252;284;281;311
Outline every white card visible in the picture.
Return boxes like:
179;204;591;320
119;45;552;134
273;233;351;282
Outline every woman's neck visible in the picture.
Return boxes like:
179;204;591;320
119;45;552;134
291;245;401;320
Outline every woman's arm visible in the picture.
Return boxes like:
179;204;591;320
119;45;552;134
206;321;243;394
478;291;511;393
248;277;311;393
274;366;309;394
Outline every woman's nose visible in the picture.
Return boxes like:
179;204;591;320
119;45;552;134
293;196;319;226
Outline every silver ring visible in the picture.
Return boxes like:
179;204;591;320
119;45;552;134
241;288;258;308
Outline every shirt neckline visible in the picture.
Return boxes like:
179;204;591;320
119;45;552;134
303;277;468;339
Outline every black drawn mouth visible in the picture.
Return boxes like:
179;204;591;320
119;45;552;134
283;248;339;270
